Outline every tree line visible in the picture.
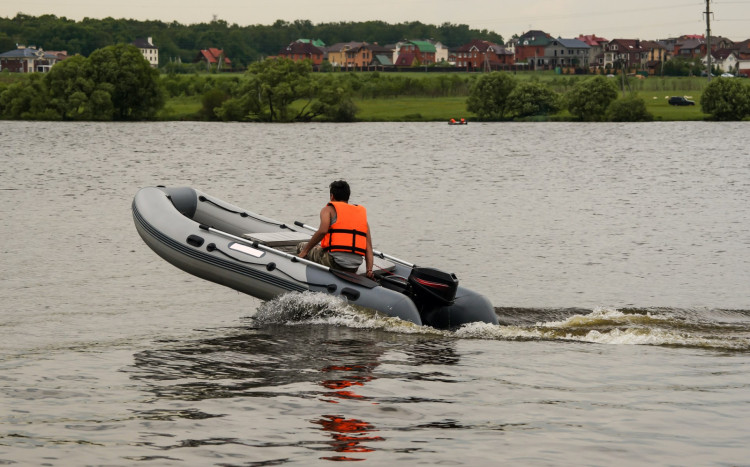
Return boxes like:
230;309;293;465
2;44;749;121
0;14;503;69
466;72;750;121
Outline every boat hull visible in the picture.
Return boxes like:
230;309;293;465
132;186;497;329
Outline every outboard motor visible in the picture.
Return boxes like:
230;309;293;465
408;267;459;308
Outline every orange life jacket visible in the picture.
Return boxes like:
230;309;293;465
321;201;368;256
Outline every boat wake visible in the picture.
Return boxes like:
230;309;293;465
252;293;750;352
253;292;441;335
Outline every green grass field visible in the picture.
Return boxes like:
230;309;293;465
352;97;476;121
635;90;708;121
157;93;709;122
1;70;722;121
158;95;202;120
156;72;718;121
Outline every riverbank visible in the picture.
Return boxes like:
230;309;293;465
0;70;722;122
160;92;711;122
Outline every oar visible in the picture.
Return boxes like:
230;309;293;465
293;221;414;268
199;224;329;272
198;224;378;287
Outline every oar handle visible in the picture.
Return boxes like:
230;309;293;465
294;220;414;268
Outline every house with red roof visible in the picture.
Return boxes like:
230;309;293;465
453;39;513;71
195;48;232;71
603;39;647;70
278;42;324;66
577;34;608;69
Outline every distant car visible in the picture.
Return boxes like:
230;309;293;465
721;73;734;78
668;96;695;106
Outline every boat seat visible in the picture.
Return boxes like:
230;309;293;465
356;255;396;275
242;231;311;247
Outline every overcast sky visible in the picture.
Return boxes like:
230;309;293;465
3;0;749;41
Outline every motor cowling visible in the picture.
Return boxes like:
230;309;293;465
408;267;458;306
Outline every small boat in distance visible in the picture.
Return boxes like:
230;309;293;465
132;186;498;330
449;118;468;125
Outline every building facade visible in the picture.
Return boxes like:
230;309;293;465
132;37;158;67
0;45;60;73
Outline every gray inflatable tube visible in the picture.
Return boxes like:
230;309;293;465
132;186;498;329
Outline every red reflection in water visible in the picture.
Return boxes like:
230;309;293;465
313;415;385;461
320;365;375;403
314;364;384;461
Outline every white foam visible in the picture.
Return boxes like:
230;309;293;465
253;296;749;350
253;292;442;335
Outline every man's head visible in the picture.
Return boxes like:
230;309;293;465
329;180;351;202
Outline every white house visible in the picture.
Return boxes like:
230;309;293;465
703;49;739;73
132;37;158;68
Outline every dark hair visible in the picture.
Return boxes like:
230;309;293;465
329;180;351;202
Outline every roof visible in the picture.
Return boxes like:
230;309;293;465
198;48;231;65
712;48;737;60
577;34;608;46
297;38;326;48
678;39;705;50
518;30;553;46
280;42;323;56
367;44;393;54
325;42;364;52
610;39;644;50
0;46;45;58
407;40;437;53
456;39;511;55
554;38;590;49
373;54;393;66
395;53;416;66
132;38;157;49
640;40;667;50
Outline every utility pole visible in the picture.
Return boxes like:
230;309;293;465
704;0;713;82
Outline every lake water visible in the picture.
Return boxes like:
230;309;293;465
1;121;749;465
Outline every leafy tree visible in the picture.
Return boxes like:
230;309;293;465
199;88;230;121
216;58;356;122
662;57;704;77
86;44;165;120
45;55;115;120
700;78;750;121
0;74;59;120
466;72;517;120
507;81;562;119
566;76;618;121
309;74;357;122
606;95;653;122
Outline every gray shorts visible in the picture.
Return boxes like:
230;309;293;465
296;242;359;273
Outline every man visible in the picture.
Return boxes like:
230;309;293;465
297;180;375;279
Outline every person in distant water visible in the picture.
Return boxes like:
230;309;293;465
297;180;375;279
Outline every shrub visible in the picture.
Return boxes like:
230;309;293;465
607;95;653;122
566;76;618;121
700;78;750;121
507;81;562;119
466;72;517;120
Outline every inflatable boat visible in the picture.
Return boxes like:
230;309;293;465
132;186;498;329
